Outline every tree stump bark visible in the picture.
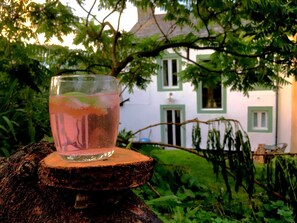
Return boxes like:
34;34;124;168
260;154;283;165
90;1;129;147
39;148;154;191
0;142;161;223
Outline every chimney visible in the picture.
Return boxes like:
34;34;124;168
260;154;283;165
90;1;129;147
137;7;154;23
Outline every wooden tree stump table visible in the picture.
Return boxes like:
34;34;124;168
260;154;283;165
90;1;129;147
0;142;161;223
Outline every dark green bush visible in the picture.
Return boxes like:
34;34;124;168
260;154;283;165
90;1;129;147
0;64;52;156
134;145;295;223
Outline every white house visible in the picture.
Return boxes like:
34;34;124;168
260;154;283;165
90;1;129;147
119;8;296;153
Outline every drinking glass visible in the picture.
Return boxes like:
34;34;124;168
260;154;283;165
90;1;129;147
49;74;119;162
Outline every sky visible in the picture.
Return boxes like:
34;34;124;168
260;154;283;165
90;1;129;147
34;0;164;48
61;0;138;31
60;1;164;30
34;0;138;48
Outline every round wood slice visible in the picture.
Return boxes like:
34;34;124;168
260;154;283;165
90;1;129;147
0;142;161;222
38;147;154;191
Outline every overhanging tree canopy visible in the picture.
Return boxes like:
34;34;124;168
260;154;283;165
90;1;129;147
75;0;297;93
0;1;297;220
1;0;297;93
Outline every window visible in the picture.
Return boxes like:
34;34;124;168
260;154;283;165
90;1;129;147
252;111;267;129
160;105;186;146
166;109;181;145
196;54;226;113
162;59;178;87
157;54;182;91
202;82;222;109
248;107;273;132
197;81;227;113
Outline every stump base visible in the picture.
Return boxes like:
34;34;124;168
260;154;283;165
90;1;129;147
38;147;155;191
0;142;161;223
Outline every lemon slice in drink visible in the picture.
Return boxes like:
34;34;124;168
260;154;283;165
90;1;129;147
64;92;103;107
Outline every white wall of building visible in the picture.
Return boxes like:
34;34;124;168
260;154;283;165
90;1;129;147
277;78;293;152
119;51;293;152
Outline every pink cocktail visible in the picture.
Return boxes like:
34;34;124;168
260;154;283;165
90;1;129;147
49;75;119;162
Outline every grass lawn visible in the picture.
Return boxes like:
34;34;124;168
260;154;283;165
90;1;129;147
140;145;253;197
149;147;228;189
134;145;296;223
135;145;259;222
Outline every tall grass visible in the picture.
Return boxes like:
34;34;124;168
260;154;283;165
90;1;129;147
134;145;295;222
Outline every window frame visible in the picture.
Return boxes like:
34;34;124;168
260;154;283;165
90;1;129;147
157;53;183;91
160;104;186;147
247;106;273;133
197;81;227;114
196;54;227;114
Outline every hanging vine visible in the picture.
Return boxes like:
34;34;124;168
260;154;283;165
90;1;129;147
192;118;255;200
126;117;296;220
129;118;255;201
268;156;297;216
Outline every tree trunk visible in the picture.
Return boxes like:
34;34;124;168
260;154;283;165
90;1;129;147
0;142;161;223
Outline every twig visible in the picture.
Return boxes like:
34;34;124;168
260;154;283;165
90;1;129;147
132;118;243;137
146;182;161;197
132;141;204;157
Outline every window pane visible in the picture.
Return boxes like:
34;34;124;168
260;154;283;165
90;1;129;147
201;83;222;109
163;60;169;86
202;86;208;108
261;112;267;127
213;85;222;108
175;110;181;146
167;110;173;144
172;59;178;86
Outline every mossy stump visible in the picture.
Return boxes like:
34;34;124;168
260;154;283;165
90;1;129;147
0;142;161;223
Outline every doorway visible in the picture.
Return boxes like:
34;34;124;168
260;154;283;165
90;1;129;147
160;105;186;147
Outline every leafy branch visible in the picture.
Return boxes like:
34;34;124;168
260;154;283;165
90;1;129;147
126;117;296;215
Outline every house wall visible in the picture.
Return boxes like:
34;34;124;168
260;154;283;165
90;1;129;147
277;78;293;152
119;84;279;151
291;79;297;153
119;82;161;142
119;50;293;152
217;89;277;150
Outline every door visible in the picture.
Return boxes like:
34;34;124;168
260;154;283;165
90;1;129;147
161;105;185;147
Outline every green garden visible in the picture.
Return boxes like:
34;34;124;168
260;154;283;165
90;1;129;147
1;0;297;222
119;119;297;222
134;145;296;222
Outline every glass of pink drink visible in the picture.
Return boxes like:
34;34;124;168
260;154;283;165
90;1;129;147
49;74;119;162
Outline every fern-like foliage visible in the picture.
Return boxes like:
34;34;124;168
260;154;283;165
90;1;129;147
267;156;297;220
192;118;255;201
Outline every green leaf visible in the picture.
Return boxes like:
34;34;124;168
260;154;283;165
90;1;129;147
0;147;10;157
0;124;8;133
147;195;181;207
2;116;18;141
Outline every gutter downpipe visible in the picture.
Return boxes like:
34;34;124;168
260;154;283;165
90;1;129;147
275;85;279;146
